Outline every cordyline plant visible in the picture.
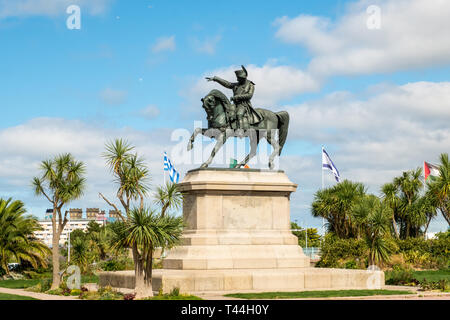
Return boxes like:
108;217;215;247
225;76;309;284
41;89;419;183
0;198;51;275
32;153;86;289
99;139;183;298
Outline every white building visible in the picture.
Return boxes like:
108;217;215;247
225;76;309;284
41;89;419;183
35;218;105;247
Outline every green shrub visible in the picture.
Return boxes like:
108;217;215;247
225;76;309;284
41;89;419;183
170;287;180;296
385;266;418;285
47;288;64;295
316;234;368;268
419;279;449;292
100;256;134;271
98;286;124;300
396;238;429;254
344;260;358;269
40;279;52;292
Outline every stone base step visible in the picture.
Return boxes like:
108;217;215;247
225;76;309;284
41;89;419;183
99;268;384;294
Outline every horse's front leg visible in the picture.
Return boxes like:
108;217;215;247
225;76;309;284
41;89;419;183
201;130;226;168
187;128;206;151
236;129;259;168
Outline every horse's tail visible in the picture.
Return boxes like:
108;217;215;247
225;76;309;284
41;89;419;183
276;111;289;155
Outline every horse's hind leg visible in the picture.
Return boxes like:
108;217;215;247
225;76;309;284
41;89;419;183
267;130;280;170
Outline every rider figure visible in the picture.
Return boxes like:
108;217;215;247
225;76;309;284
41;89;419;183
206;65;262;130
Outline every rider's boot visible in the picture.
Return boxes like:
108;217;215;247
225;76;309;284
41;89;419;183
242;117;249;130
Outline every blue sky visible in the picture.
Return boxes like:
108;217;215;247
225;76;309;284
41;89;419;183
0;0;449;233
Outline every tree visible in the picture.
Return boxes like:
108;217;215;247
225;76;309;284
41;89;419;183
86;220;101;234
393;168;425;238
352;195;392;267
70;237;90;273
381;183;401;238
290;222;321;247
154;182;183;218
109;207;183;298
99;139;158;297
99;139;149;222
88;225;112;261
32;153;86;289
312;180;366;238
427;153;450;226
0;198;51;275
382;168;437;239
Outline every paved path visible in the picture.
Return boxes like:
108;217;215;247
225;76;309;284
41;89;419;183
0;287;78;300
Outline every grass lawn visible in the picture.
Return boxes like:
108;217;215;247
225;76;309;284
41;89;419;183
0;274;99;289
412;269;450;282
225;289;414;299
0;293;38;300
0;279;41;289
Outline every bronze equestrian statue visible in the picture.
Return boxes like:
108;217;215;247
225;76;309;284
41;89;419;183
188;65;290;170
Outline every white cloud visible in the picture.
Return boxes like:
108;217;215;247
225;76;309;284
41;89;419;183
274;0;450;77
100;87;127;106
278;81;450;232
192;35;222;55
152;35;176;53
0;118;191;218
284;81;450;188
139;105;160;119
0;0;112;18
183;63;320;112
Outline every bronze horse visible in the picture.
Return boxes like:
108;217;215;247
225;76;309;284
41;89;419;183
187;89;290;169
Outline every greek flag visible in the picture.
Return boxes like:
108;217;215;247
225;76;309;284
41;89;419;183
322;148;341;182
164;152;180;183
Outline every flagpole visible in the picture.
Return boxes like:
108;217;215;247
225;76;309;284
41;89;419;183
321;145;325;239
163;152;166;185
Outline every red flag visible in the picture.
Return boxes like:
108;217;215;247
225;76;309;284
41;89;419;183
424;161;440;180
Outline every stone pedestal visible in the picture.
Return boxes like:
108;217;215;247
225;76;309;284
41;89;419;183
162;168;310;271
99;168;384;294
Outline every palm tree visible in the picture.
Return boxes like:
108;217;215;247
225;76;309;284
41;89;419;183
0;198;51;275
88;226;112;261
352;195;392;267
70;237;90;273
381;183;400;238
154;182;183;217
99;139;185;298
427;153;450;226
312;180;366;238
393;168;424;238
99;139;150;220
32;153;86;289
109;207;183;298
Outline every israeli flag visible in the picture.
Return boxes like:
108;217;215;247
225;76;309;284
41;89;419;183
164;152;180;183
322;148;341;182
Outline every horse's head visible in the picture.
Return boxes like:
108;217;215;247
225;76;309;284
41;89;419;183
201;90;229;128
202;95;216;111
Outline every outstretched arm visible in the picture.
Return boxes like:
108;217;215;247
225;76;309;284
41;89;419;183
205;76;234;89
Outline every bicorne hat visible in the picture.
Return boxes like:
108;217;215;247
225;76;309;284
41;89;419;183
235;65;248;78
